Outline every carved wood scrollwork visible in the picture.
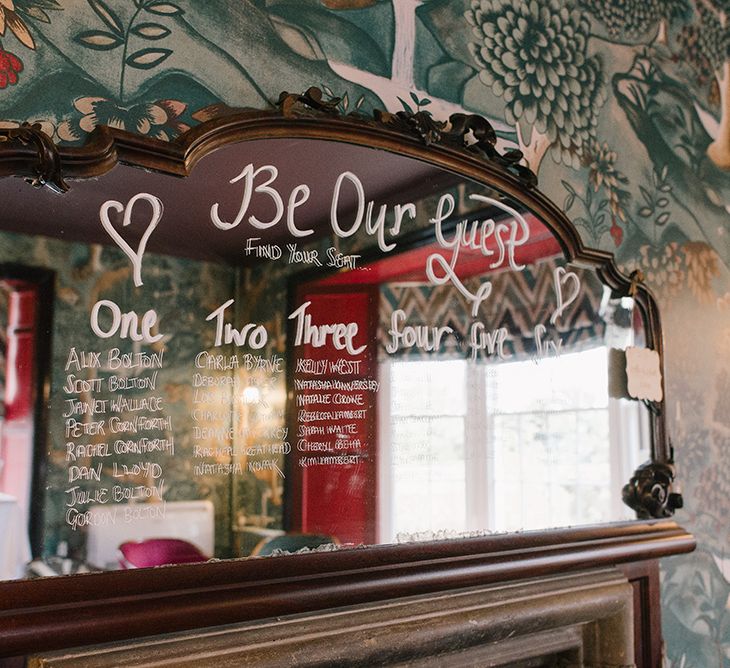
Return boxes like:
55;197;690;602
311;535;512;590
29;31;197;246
0;122;68;194
277;86;538;188
622;457;684;519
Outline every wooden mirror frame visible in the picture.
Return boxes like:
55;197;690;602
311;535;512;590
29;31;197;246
0;90;694;657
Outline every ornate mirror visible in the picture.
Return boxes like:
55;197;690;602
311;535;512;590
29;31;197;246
0;90;693;656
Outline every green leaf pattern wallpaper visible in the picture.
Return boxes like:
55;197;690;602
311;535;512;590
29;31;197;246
0;0;728;663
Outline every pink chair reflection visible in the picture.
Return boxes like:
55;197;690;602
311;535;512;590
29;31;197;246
118;538;209;569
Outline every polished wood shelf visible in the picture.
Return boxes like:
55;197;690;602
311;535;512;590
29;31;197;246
0;520;694;656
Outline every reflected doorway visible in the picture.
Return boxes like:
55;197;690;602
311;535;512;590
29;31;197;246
0;264;54;579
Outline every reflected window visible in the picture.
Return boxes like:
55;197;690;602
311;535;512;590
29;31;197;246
487;347;611;531
381;347;648;542
383;360;469;541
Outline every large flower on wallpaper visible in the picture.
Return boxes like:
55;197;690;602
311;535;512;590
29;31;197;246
0;0;62;88
466;0;606;172
58;96;189;142
0;0;35;50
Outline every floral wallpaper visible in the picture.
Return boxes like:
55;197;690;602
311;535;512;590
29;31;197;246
0;0;728;663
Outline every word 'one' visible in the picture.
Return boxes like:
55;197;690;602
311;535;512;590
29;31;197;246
90;299;163;345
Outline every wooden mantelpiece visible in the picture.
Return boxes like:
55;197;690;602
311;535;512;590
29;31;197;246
0;520;693;658
28;568;636;666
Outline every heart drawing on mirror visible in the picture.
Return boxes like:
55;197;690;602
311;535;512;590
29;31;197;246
99;193;164;287
550;266;581;326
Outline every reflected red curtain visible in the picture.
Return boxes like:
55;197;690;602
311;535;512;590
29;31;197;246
0;283;39;570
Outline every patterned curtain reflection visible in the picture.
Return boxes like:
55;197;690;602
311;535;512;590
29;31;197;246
379;257;606;361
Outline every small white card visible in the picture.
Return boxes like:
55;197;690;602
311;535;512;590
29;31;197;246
625;347;663;402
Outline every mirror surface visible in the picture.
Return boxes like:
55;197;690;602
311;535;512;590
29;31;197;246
0;137;654;581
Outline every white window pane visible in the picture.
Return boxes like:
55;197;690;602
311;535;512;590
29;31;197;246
487;347;609;414
391;360;467;416
388;360;468;538
487;347;612;531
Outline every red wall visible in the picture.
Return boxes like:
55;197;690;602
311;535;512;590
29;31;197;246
288;286;379;546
